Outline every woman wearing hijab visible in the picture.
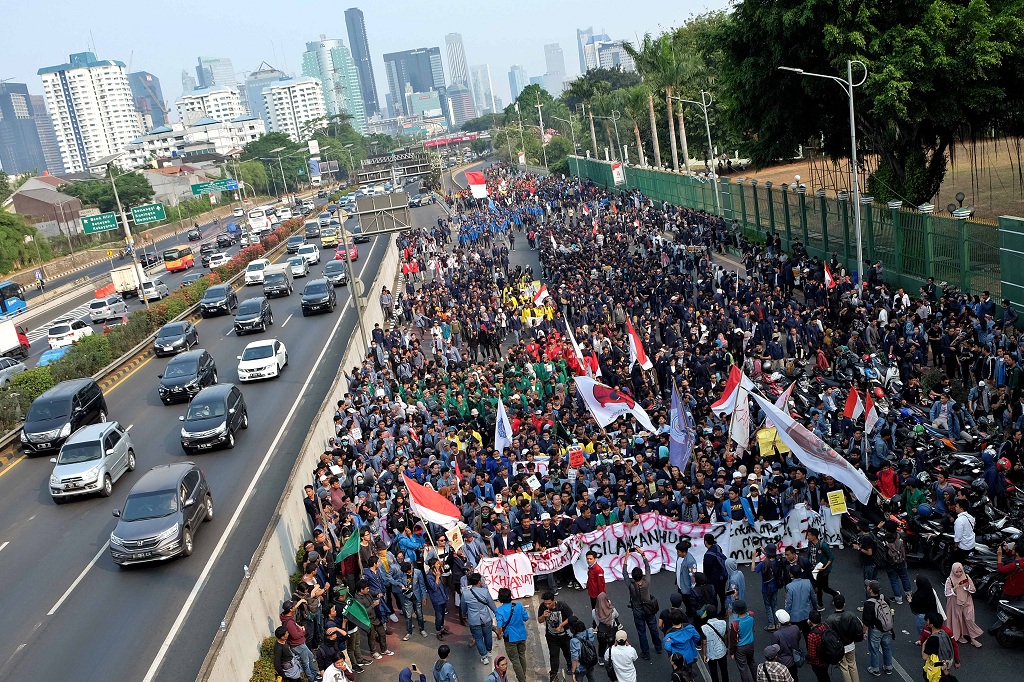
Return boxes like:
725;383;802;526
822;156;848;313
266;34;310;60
908;575;939;640
693;572;720;629
944;563;984;647
592;592;620;664
724;558;747;616
484;655;510;682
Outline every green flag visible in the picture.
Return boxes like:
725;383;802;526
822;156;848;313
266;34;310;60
343;597;371;632
335;531;360;563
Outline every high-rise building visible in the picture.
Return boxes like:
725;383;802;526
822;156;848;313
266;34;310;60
261;77;327;141
244;63;289;126
344;8;380;117
508;65;528;100
445;85;476;128
128;71;166;129
445;33;469;88
175;86;245;126
382;48;445;117
30;95;64;175
38;52;144;173
576;27;594;74
181;70;197;94
583;35;636;73
302;36;368;133
543;43;567;96
470;64;496;115
0;82;47;175
196;57;236;89
582;33;611;71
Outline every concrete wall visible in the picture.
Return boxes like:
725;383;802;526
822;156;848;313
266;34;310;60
198;234;400;680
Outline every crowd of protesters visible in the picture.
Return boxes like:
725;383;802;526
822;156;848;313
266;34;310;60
264;164;1024;682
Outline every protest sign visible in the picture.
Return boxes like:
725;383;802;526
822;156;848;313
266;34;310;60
525;475;541;491
478;552;535;599
827;490;848;514
526;536;582;575
568;444;585;469
446;526;464;553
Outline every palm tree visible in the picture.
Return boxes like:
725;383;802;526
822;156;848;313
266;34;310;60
623;34;663;168
622;86;650;166
562;78;605;157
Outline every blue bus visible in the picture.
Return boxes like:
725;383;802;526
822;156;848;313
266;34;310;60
0;281;27;319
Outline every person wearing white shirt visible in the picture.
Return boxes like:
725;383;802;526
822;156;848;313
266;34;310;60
952;498;976;566
701;616;729;682
321;651;353;681
605;631;638;682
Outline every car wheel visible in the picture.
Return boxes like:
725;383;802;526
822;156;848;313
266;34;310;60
181;445;194;455
204;494;214;522
52;496;66;505
235;330;242;337
302;309;308;317
99;410;107;423
100;474;113;498
284;353;288;367
126;449;136;472
200;311;207;319
226;431;235;448
181;528;194;557
241;411;249;429
268;313;274;326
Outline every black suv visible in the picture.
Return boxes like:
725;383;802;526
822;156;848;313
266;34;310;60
286;235;306;254
21;378;107;455
109;462;213;565
179;384;247;453
199;242;219;266
187;228;202;241
199;284;238;317
157;349;217;405
233;297;273;335
300;278;337;315
323;260;349;286
216;232;236;248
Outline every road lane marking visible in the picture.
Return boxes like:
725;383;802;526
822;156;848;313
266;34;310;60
125;424;134;431
0;456;26;479
141;273;362;682
103;354;155;394
281;314;292;327
0;541;9;554
890;657;916;682
47;540;110;615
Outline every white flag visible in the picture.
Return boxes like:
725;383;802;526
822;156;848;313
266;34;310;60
574;376;657;433
495;398;513;453
766;382;795;429
730;387;750;449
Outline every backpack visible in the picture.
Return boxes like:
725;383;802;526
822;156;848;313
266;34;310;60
931;628;956;669
820;624;845;665
870;596;894;633
577;633;598;669
884;535;906;566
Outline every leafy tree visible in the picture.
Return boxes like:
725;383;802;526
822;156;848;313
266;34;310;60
623;34;665;168
470;138;490;156
0;210;53;274
562;68;641;110
236;160;270;195
561;78;607;156
462;114;504;132
59;169;154;212
0;172;11;205
714;0;1024;203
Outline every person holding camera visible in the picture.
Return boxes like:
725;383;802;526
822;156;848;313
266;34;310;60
625;549;663;660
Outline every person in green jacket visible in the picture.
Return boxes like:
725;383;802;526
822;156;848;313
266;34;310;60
807;528;841;609
904;478;929;516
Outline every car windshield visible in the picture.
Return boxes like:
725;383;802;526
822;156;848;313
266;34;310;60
305;284;328;295
186;401;226;420
57;441;103;464
158;323;185;338
203;287;226;301
288;257;304;266
89;301;107;310
325;263;344;273
299;245;314;252
241;345;274;361
121;490;179;521
27;397;70;421
288;236;303;243
238;300;261;315
247;261;266;272
163;361;196;378
49;324;71;335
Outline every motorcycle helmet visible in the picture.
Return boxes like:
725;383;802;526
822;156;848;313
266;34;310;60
917;503;933;517
900;407;913;419
873;387;885;399
971;479;989;496
914;424;925;434
998;457;1012;472
862;354;871;364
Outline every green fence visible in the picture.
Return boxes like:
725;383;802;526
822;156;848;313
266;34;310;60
569;156;1005;302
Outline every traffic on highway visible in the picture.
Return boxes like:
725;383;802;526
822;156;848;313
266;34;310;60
0;183;445;682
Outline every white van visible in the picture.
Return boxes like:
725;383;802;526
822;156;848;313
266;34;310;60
244;258;272;285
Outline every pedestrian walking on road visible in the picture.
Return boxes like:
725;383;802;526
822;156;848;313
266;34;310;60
494;587;530;682
538;590;574;682
426;557;451;640
752;546;778;630
586;550;606;608
757;644;795;682
568;616;599;682
432;644;459;682
728;599;757;682
485;656;510;682
806;529;841;609
625;549;663;660
356;579;394;659
770;610;802;679
279;599;321;682
862;580;895;676
908;575;940;640
944;563;984;648
593;591;620;664
462;572;497;664
826;595;863;682
784;563;818;637
804;611;830;682
605;630;639;682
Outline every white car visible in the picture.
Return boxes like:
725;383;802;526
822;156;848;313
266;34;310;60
232;207;245;218
88;294;127;324
0;356;27;388
297;244;320;265
236;338;288;382
207;252;230;268
244;258;272;285
48;319;93;349
287;256;309;278
278;208;293;221
139;278;169;301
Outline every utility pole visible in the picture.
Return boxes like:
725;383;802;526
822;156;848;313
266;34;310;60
535;95;548;170
106;160;150;308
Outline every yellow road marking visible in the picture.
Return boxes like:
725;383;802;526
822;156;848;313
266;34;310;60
102;353;156;394
0;455;26;479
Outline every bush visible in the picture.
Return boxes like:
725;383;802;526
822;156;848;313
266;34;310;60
250;636;278;682
106;309;158;358
0;367;55;432
49;334;113;382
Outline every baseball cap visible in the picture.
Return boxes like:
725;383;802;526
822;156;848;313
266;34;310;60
540;513;551;521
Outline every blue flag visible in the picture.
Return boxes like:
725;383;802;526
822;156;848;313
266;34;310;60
670;383;694;471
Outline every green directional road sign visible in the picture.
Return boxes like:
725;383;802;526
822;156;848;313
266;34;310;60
81;212;119;234
130;202;166;225
191;179;240;195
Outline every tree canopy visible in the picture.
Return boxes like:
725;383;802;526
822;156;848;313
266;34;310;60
59;169;154;212
0;211;53;274
462;114;504;132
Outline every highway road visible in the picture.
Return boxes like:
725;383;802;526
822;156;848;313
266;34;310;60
0;196;447;682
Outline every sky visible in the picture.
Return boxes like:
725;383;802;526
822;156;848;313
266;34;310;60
4;0;727;117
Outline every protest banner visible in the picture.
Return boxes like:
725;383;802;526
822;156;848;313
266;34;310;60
526;536;582;575
478;552;535;599
726;505;823;563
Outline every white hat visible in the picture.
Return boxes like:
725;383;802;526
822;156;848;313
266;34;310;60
775;609;791;625
540;513;551;521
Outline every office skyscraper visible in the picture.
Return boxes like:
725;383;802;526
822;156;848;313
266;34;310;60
196;57;236;88
445;33;470;88
181;69;197;94
543;43;567;96
244;63;289;126
0;82;47;175
30;95;64;175
261;78;327;142
382;48;445;117
345;8;380;117
576;27;594;74
38;52;144;173
302;36;368;132
128;71;166;129
470;64;496;114
508;65;528;100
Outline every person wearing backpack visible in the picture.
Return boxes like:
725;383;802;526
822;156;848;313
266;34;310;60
752;546;779;631
494;587;530;682
805;610;839;682
862;580;895;676
826;594;863;682
880;521;912;604
770;609;804;679
921;611;960;673
624;549;663;660
567;616;599;682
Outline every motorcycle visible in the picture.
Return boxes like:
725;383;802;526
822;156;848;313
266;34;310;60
988;600;1024;647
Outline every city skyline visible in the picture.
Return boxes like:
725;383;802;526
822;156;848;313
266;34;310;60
2;0;720;123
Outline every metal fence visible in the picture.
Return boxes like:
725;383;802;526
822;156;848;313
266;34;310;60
569;156;1004;301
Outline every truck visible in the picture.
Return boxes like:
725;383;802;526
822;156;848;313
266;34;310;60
111;264;143;298
0;319;30;360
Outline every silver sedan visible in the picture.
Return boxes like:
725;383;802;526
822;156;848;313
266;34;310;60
287;255;308;278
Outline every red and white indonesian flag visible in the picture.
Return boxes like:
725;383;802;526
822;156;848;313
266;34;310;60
625;317;653;372
730;387;750;449
824;265;836;289
751;394;873;503
403;473;461;529
843;386;864;420
465;171;489;199
533;285;551;306
864;393;879;434
710;366;757;416
575;376;657;433
565;324;592;378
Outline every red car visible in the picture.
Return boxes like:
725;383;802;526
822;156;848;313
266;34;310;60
334;242;359;261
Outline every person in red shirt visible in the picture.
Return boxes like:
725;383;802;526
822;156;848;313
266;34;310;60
876;461;899;500
586;551;606;607
996;543;1024;599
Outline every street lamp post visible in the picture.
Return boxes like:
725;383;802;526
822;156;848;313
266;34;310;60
514;102;526;164
779;60;868;292
92;152;150;308
552;115;578;154
535;101;548;170
670;91;722;219
592;111;623;163
330;203;369;357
